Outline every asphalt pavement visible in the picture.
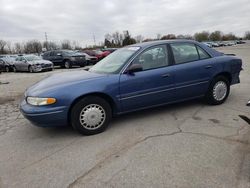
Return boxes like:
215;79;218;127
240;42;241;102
0;44;250;188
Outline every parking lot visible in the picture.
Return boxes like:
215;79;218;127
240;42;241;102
0;44;250;188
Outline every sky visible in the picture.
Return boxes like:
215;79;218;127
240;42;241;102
0;0;250;46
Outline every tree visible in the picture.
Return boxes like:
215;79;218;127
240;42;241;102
14;42;23;54
112;31;123;47
61;40;72;49
142;38;154;42
135;35;144;43
0;40;7;54
104;38;112;48
156;34;161;40
222;33;237;41
24;40;42;54
244;31;250;40
161;34;176;40
209;31;222;41
122;31;136;46
194;31;210;42
43;41;58;51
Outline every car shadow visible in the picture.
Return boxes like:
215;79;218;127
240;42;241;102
31;98;205;137
110;98;204;127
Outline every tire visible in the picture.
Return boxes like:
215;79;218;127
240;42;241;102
28;66;33;73
13;66;17;72
206;76;230;105
5;66;10;72
64;60;71;69
70;96;112;135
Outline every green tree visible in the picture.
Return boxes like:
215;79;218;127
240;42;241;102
194;31;210;42
122;31;136;46
209;31;222;41
161;34;176;40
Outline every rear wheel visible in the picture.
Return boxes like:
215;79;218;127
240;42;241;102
5;66;10;72
13;66;17;72
206;76;230;105
64;60;71;69
71;96;112;135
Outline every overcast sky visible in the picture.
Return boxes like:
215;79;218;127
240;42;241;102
0;0;249;46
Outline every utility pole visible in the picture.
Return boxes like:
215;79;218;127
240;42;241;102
44;32;48;50
93;34;96;47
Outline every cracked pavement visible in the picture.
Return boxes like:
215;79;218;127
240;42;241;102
0;44;250;188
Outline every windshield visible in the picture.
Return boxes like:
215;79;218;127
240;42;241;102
62;50;75;56
89;47;140;74
24;55;42;61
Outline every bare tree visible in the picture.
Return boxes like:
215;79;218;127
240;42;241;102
6;41;12;54
61;40;72;50
24;40;42;54
112;31;123;47
15;42;23;54
156;34;161;40
244;31;250;40
0;40;7;54
135;35;144;43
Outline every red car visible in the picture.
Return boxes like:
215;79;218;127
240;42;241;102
84;50;110;61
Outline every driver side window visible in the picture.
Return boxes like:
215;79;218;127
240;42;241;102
133;45;169;71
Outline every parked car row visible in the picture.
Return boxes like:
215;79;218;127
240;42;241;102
0;48;117;73
202;40;246;48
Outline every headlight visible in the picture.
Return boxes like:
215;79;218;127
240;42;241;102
27;97;56;106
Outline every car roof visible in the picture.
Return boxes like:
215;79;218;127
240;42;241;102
128;39;223;57
129;39;200;48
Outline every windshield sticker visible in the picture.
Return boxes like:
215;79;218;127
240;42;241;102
127;47;140;51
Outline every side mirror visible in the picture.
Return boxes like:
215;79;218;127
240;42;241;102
247;100;250;106
57;53;62;56
125;64;143;74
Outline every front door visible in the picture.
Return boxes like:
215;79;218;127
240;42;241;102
119;45;175;112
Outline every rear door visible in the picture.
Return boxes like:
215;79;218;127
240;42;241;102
20;57;29;71
170;42;215;99
119;45;176;112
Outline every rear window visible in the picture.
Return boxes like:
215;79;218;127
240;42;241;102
170;43;199;64
197;46;210;60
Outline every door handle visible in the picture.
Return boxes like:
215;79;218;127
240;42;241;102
205;65;213;69
161;73;170;78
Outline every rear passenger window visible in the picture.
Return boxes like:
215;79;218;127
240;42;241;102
197;46;210;60
170;43;199;64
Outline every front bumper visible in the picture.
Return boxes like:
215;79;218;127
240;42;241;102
231;73;241;85
32;65;53;72
71;59;86;66
20;99;68;127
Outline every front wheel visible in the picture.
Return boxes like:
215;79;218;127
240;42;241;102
28;66;33;73
206;76;230;105
71;96;112;135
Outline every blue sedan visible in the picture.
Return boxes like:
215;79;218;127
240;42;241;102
20;40;242;135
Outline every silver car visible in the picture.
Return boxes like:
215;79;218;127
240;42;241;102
14;55;54;73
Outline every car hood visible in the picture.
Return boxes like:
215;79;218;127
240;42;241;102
29;60;52;65
27;70;105;95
